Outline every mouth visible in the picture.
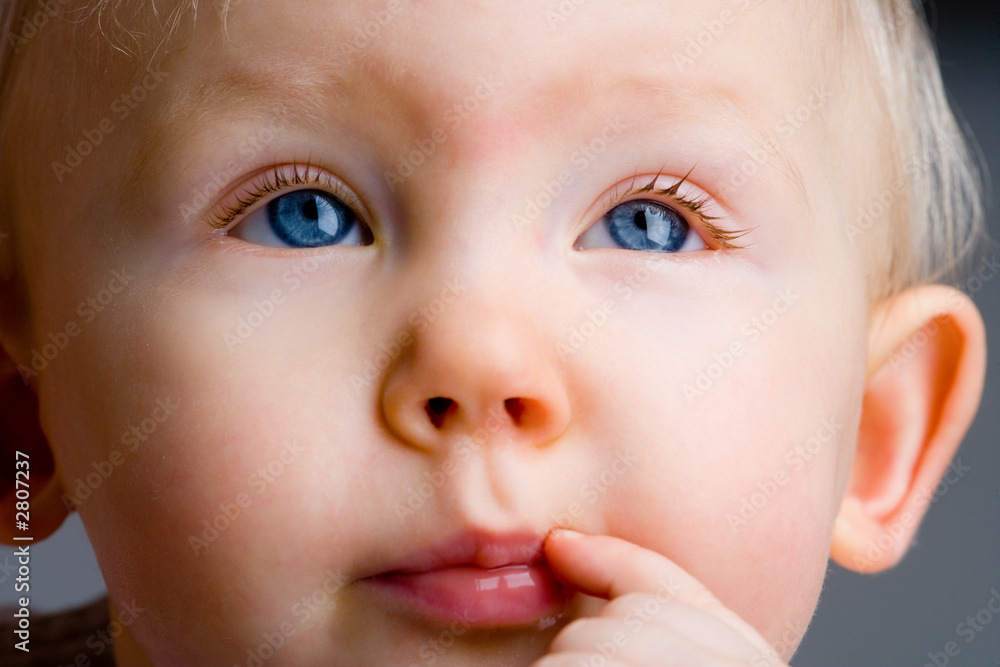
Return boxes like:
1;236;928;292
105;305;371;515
361;530;573;629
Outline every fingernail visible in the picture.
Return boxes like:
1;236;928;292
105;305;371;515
551;528;584;539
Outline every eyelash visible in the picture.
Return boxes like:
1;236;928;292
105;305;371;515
207;162;357;231
606;170;750;250
208;164;751;250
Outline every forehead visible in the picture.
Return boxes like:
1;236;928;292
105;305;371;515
166;0;822;134
5;0;848;248
131;0;831;206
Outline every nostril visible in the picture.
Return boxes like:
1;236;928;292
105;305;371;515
425;397;456;428
504;397;525;426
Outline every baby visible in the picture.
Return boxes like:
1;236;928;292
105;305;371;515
0;0;988;665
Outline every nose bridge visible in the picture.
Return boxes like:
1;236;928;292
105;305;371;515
379;260;571;454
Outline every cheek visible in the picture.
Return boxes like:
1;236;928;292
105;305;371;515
35;260;389;662
567;268;864;652
723;505;832;658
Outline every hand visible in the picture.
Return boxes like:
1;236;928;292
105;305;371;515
533;530;791;667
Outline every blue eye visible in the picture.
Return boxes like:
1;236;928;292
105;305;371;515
232;189;372;248
576;200;706;253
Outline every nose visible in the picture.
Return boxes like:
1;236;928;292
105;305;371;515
380;285;571;452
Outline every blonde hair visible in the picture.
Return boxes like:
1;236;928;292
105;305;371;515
0;0;987;300
840;0;987;300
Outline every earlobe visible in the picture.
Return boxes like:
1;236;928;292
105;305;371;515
831;285;986;574
0;351;70;545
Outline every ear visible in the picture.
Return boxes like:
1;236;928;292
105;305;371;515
831;285;986;573
0;348;70;544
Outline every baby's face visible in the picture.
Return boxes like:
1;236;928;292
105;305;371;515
11;0;872;664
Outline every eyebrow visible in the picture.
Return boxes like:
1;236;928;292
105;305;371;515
160;67;346;129
128;63;352;187
135;60;810;212
708;92;810;206
603;75;810;207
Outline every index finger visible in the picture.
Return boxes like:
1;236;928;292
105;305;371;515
543;529;776;654
543;529;715;608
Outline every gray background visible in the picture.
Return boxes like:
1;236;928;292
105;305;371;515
2;1;999;664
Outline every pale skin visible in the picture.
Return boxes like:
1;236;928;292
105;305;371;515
0;0;987;665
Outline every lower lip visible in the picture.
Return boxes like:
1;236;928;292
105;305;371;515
367;563;572;628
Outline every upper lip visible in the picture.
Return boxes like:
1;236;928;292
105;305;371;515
372;530;547;574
